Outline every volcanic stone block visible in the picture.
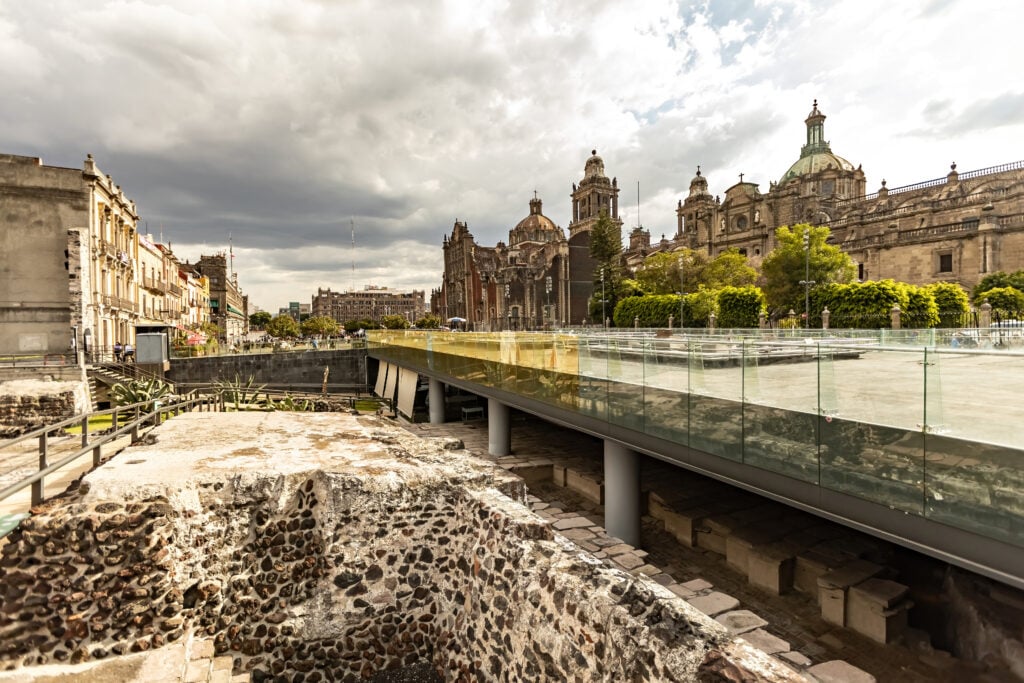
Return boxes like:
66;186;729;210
747;543;796;595
552;464;568;487
795;543;855;597
817;559;884;627
565;468;604;504
846;578;912;644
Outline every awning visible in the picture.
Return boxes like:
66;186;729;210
227;304;245;316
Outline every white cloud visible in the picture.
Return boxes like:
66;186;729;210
1;0;1021;310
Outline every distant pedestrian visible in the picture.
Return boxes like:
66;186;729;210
113;341;123;362
124;342;135;363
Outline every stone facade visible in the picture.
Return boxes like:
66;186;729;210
0;153;218;360
438;105;1024;323
626;103;1024;295
0;413;797;681
189;255;248;345
311;287;425;326
434;155;622;331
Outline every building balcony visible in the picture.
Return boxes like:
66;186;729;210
168;283;182;296
142;274;167;293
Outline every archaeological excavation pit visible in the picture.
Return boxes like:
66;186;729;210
0;412;796;682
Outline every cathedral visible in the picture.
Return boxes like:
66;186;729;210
435;102;1024;329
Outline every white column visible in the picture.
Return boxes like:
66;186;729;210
604;440;640;547
487;398;511;456
428;378;445;424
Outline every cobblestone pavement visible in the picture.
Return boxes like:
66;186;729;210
401;414;1007;683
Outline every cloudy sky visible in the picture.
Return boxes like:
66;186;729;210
2;0;1021;312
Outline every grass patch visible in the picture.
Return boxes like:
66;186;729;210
63;415;114;434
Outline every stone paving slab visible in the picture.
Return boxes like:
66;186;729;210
741;628;792;655
716;609;770;635
688;591;740;616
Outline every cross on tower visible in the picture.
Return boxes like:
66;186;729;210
739;173;745;183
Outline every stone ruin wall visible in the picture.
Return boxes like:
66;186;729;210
0;379;88;437
0;416;796;682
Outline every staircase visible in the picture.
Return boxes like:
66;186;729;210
86;362;176;410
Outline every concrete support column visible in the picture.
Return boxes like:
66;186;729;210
487;398;511;456
604;440;640;547
428;378;445;424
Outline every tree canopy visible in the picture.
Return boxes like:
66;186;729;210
265;314;300;338
249;311;272;329
589;211;625;323
972;270;1024;303
634;248;756;295
760;224;855;318
300;315;340;337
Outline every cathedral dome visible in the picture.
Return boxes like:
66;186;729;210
510;196;562;245
779;100;856;184
780;151;855;183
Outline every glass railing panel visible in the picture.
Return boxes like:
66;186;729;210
577;335;609;421
819;344;924;514
923;435;1024;548
606;337;645;431
642;336;689;446
921;347;1024;546
688;339;743;461
922;347;1023;448
741;340;820;483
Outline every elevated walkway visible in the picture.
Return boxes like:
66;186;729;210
368;329;1024;590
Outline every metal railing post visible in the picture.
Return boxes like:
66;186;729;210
112;407;119;431
81;415;89;449
132;406;140;441
33;432;48;506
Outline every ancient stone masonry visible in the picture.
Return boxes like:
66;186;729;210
0;380;86;437
0;413;797;682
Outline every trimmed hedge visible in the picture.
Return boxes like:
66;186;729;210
716;286;765;328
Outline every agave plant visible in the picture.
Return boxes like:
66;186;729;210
271;393;314;412
215;374;269;411
110;378;173;411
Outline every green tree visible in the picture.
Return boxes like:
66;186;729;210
265;314;300;338
301;315;340;337
589;211;624;323
972;270;1024;302
761;224;855;319
634;252;679;295
926;282;970;328
381;314;410;329
415;313;443;329
249;311;272;329
977;287;1024;316
703;249;758;289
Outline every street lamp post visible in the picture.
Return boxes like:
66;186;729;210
677;254;685;329
600;268;606;328
504;283;511;331
545;276;552;330
799;229;816;328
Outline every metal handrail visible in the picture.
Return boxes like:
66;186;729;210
0;390;218;507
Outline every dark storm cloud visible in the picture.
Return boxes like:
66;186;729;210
1;0;1020;309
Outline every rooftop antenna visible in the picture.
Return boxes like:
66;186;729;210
637;181;641;229
351;219;356;292
229;232;235;277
